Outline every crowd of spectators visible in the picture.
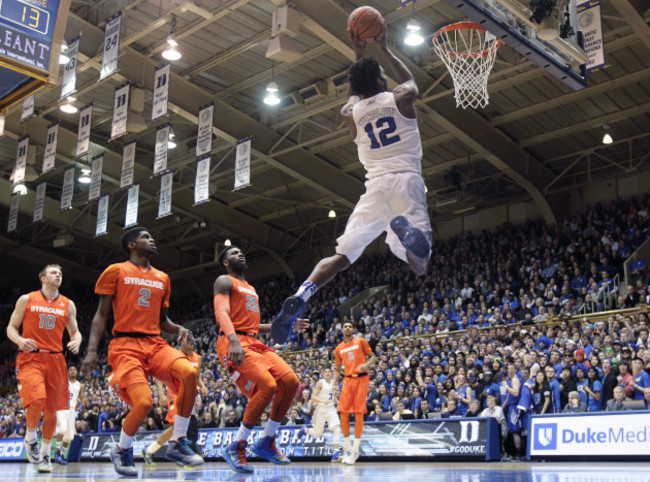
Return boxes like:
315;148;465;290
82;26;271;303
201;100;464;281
1;196;650;458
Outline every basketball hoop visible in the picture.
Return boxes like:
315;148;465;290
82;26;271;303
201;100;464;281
432;21;503;109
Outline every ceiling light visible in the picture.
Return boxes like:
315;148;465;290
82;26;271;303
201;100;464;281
167;139;177;149
328;209;336;218
264;81;281;105
59;97;78;114
224;239;232;247
59;39;69;64
405;19;424;46
168;127;176;149
602;124;613;145
13;183;27;195
162;16;182;61
162;42;182;61
78;168;91;184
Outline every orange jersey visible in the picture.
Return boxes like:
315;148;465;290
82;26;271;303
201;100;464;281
335;337;372;376
21;291;70;353
188;351;201;371
214;275;260;334
95;261;170;335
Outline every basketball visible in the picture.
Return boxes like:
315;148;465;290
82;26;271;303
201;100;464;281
347;6;385;42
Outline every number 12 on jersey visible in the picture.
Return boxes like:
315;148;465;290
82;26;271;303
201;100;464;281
364;116;401;149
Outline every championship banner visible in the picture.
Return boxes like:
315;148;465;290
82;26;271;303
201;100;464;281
20;94;35;123
95;194;109;237
110;84;130;141
60;167;75;212
125;184;139;228
577;1;606;72
100;13;122;80
120;141;136;189
13;137;29;187
194;156;211;205
76;104;93;158
7;194;19;233
234;137;251;191
61;37;80;99
153;124;170;176
88;155;103;202
152;64;170;121
157;171;173;219
33;181;46;223
196;104;214;157
42;124;59;174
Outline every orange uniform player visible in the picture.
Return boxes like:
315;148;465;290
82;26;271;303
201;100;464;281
6;264;82;473
82;227;203;476
333;320;376;465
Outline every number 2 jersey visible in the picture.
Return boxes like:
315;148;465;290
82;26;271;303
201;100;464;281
22;290;70;353
95;261;171;335
352;91;422;179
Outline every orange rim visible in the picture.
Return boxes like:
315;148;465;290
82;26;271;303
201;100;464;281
433;21;504;58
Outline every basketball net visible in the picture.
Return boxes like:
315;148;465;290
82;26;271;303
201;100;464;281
433;22;503;109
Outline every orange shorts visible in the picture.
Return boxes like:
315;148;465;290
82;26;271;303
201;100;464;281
16;352;69;412
339;376;370;414
107;336;187;407
216;334;293;398
165;394;177;425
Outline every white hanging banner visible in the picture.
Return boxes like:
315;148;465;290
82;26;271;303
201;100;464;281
196;104;214;157
153;124;170;176
61;167;75;212
20;94;35;123
0;115;4;137
110;83;129;141
89;155;103;202
61;37;80;99
8;194;19;233
96;194;110;237
157;171;174;219
577;1;606;73
76;103;93;158
13;137;29;187
42;124;59;174
194;156;211;205
100;13;122;80
152;64;170;121
33;181;47;223
120;141;136;188
234;137;252;191
125;184;139;228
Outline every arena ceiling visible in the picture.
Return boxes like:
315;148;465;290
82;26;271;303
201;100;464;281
0;0;649;291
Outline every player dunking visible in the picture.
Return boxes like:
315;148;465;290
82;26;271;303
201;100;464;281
297;367;344;462
6;264;82;473
272;28;431;343
213;246;308;473
333;321;376;465
81;227;203;476
54;366;83;465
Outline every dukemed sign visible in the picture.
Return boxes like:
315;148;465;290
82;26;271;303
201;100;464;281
530;412;650;457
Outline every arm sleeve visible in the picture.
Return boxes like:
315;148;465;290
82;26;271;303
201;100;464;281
95;264;119;295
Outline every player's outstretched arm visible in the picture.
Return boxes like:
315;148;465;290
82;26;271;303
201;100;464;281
376;33;416;89
213;275;245;365
160;307;190;343
66;300;83;355
6;295;36;352
81;294;112;375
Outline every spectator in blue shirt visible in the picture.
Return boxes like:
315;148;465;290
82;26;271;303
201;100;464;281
631;358;650;400
544;366;561;413
630;252;647;282
584;367;603;411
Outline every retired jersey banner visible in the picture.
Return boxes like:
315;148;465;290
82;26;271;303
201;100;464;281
234;137;251;191
153;125;170;176
100;13;122;80
33;181;47;223
42;124;59;174
577;1;606;72
13;137;29;187
96;194;109;237
61;167;75;212
110;84;130;141
120;141;136;189
20;94;35;123
157;171;173;219
125;184;139;228
88;155;103;202
76;104;93;158
194;156;211;205
152;64;170;121
61;37;80;99
7;194;19;233
196;104;214;157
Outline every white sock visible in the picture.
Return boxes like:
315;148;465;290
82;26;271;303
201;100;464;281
119;430;135;450
353;438;360;452
235;424;252;442
172;415;190;440
262;419;281;439
40;439;52;458
147;441;162;454
25;428;37;443
295;281;318;303
56;441;62;450
344;436;351;451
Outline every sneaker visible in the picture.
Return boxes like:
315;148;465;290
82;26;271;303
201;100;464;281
141;448;156;468
252;435;291;465
165;437;204;467
24;439;40;464
110;445;137;477
342;451;360;465
38;455;52;473
390;216;430;259
331;447;344;463
54;447;68;465
270;296;304;344
223;440;253;474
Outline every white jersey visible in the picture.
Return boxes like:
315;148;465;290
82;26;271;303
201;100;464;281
353;91;422;179
319;380;335;408
69;379;81;409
